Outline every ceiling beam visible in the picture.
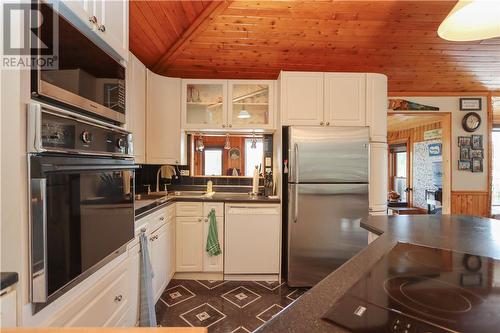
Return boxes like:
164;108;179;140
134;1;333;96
152;0;232;73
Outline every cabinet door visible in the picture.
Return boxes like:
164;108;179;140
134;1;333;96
182;80;228;130
147;71;183;164
60;0;94;30
366;74;388;142
127;53;146;163
0;290;17;327
151;224;169;302
280;72;324;126
324;73;366;126
228;80;274;129
369;142;388;212
166;220;176;282
202;215;224;272
94;0;129;60
176;217;203;272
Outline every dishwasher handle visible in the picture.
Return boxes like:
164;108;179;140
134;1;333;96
226;205;280;215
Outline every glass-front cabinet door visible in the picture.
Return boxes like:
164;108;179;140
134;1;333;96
182;80;228;129
228;80;274;129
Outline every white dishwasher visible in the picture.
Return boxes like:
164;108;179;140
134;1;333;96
224;204;281;275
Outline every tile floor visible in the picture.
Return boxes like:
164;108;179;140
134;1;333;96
155;279;309;333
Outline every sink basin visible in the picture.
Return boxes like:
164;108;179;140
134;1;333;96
171;191;207;197
135;193;168;201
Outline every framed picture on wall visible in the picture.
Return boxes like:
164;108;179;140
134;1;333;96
428;143;442;157
459;146;470;160
470;149;483;159
458;136;471;146
472;158;483;172
458;160;471;171
471;135;483;149
460;98;482;111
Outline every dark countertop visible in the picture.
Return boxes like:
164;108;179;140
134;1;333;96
1;272;19;290
135;193;280;220
256;215;500;333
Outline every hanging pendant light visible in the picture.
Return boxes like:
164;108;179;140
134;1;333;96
224;133;231;150
237;103;251;119
438;0;500;41
251;132;257;149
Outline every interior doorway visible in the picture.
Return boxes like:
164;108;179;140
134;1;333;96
387;112;452;215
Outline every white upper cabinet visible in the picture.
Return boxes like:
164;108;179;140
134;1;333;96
228;80;274;130
366;74;388;143
182;79;275;130
60;0;129;60
324;73;366;126
146;71;184;165
126;53;146;163
182;79;228;130
280;72;324;126
280;71;387;141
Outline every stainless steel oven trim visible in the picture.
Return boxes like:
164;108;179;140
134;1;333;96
27;103;133;158
30;178;48;303
37;80;125;124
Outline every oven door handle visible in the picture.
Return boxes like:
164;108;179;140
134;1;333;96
44;164;140;172
31;178;48;303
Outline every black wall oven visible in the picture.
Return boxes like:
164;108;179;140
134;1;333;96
30;1;126;124
28;104;136;313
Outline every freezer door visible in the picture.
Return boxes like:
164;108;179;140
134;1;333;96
288;126;369;183
287;183;368;287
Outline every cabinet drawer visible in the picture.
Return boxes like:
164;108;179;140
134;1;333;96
176;202;203;217
203;202;224;217
47;258;130;327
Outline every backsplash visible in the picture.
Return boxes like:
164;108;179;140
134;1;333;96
135;164;263;194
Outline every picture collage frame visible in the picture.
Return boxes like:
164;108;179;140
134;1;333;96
458;135;483;172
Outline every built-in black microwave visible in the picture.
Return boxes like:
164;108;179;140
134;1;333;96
31;2;126;124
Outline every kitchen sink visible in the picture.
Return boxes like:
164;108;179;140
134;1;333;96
170;191;208;198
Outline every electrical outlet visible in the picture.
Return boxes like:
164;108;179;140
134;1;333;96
180;170;190;176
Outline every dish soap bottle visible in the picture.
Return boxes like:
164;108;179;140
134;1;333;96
252;166;259;195
207;180;213;194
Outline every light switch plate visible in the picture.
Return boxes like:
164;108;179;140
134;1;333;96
180;170;190;176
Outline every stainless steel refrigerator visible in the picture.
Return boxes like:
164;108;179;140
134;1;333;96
287;126;369;287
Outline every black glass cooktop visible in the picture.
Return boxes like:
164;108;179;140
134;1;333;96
322;243;500;333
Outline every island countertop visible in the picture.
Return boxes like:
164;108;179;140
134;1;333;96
256;215;500;333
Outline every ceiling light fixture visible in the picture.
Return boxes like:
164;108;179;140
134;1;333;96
438;0;500;41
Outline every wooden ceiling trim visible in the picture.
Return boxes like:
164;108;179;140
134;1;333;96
152;1;233;73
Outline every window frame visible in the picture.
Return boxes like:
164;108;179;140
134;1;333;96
389;140;410;204
203;147;224;176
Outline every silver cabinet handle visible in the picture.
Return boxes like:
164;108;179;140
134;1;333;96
326;122;330;126
204;218;208;223
320;121;324;126
98;24;106;32
114;295;123;302
160;217;165;221
222;124;226;128
228;124;232;128
198;218;203;222
89;16;98;25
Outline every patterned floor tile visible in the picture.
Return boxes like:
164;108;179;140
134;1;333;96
180;303;227;328
221;286;261;308
253;280;284;291
160;285;195;307
196;279;228;290
256;304;284;323
156;279;308;333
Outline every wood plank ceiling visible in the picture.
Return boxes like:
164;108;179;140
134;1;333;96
129;1;500;92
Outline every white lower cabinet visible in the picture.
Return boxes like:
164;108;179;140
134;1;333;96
0;289;17;327
176;216;204;272
44;257;132;327
176;202;224;273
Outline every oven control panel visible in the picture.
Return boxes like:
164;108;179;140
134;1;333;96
36;108;132;156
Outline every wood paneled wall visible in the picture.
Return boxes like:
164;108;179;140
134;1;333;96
388;122;442;144
451;191;490;217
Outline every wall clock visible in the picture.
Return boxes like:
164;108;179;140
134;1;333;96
462;112;481;132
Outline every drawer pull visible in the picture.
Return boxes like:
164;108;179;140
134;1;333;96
114;295;123;302
198;218;203;222
160;217;165;221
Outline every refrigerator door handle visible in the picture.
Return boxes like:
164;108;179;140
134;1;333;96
294;185;299;223
294;143;299;183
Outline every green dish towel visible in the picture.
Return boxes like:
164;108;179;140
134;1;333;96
206;209;222;256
